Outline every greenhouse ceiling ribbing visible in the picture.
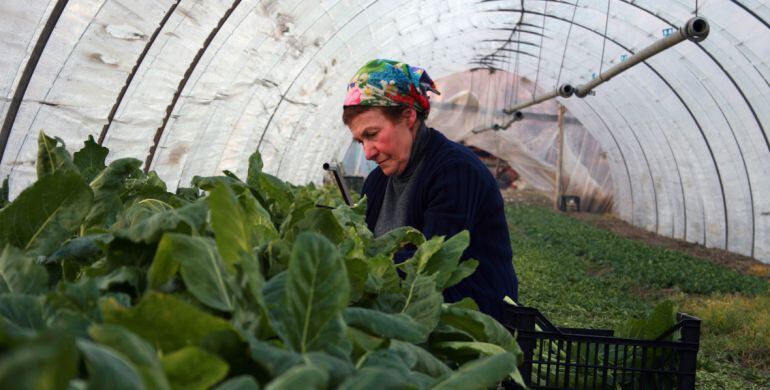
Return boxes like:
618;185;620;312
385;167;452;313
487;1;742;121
0;0;768;262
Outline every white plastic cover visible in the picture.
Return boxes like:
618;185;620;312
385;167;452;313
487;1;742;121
0;0;768;262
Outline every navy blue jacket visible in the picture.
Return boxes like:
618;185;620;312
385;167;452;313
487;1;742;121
362;128;518;321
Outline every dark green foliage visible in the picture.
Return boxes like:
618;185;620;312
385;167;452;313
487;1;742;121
0;133;523;389
0;176;8;209
507;203;769;388
72;135;109;183
0;170;93;256
507;204;767;298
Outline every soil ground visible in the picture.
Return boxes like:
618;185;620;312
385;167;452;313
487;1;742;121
501;188;770;280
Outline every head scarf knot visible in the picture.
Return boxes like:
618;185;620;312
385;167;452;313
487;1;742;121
343;59;440;117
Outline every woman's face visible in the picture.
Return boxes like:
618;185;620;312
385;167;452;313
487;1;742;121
348;108;418;177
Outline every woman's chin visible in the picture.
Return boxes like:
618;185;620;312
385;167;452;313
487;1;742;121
380;164;396;176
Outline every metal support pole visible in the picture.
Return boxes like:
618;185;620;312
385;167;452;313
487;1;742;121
502;84;574;114
471;111;524;134
322;162;352;206
574;17;709;97
553;105;566;210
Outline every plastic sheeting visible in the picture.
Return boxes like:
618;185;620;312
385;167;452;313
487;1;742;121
428;71;614;213
0;0;768;262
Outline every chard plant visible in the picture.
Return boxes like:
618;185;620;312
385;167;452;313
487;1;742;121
0;132;524;389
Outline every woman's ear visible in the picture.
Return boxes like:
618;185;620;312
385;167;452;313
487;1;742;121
404;108;418;130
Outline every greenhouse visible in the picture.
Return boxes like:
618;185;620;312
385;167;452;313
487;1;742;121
0;1;768;389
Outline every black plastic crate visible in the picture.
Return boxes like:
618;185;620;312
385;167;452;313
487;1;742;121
501;305;701;389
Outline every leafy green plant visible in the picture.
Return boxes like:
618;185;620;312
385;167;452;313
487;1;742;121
505;203;769;388
506;204;767;296
0;131;523;389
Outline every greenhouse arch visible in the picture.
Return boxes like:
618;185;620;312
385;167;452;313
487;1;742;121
0;0;768;262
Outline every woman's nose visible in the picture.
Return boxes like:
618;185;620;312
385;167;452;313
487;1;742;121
363;141;377;160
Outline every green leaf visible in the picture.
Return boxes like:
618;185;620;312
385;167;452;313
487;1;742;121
175;187;201;202
432;341;507;360
247;337;302;377
338;367;409;390
264;364;328;390
0;176;8;209
448;298;479;311
116;199;207;244
113;199;173;230
304;352;355;387
343;256;367;303
246;151;264;184
88;324;170;390
122;170;169;202
161;346;229;390
359;348;412;372
413;236;445;274
389;340;452;379
240;251;266;311
209;183;255;268
83;158;142;229
264;239;291;278
0;332;78;389
0;245;48;294
0;170;93;256
209;185;271;305
237;189;277;247
73;135;109;183
439;305;516;352
332;203;369;236
36;131;76;179
278;196;314;236
96;266;143;296
343;307;429;343
213;375;260;390
45;279;103;327
262;270;288;337
149;233;235;312
102;292;235;353
367;226;425;258
364;254;400;295
284;208;346;245
401;275;443;331
193;175;250;194
281;232;349;353
347;327;387;360
431;352;518;389
77;339;143;390
256;173;293;218
618;300;677;340
0;294;45;336
443;259;479;289
357;348;436;387
103;237;156;271
46;234;109;265
423;231;469;288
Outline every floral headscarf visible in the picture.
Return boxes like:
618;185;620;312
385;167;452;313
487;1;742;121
343;59;440;117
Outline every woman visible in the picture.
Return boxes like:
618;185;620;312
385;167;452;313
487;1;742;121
342;59;518;321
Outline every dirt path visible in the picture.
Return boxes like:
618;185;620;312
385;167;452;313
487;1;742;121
502;189;770;280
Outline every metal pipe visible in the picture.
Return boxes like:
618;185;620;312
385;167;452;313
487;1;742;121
574;17;710;98
322;162;352;206
502;84;574;114
471;111;524;134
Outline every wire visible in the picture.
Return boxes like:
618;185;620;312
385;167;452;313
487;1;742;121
556;0;579;87
532;0;548;99
484;67;495;129
599;0;611;75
